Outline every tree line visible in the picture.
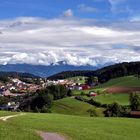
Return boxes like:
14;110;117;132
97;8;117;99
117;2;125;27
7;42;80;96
48;62;140;83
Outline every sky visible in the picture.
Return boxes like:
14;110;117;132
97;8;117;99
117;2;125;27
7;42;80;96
0;0;140;66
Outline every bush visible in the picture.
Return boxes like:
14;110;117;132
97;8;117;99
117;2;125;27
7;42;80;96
40;106;52;113
80;91;85;96
89;99;101;107
87;109;98;117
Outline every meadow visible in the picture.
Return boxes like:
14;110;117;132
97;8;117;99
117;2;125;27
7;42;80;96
0;112;140;140
94;93;130;105
95;76;140;89
0;76;139;140
51;97;105;116
72;76;140;106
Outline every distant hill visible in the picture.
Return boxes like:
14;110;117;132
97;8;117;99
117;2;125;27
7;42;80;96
0;62;139;79
0;71;39;78
48;62;140;83
0;64;97;77
0;71;39;83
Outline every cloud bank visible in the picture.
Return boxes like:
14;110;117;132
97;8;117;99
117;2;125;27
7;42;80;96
0;17;140;66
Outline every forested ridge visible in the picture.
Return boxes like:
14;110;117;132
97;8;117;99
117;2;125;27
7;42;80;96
48;62;140;83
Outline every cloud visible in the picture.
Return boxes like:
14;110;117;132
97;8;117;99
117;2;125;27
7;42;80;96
0;17;140;66
108;0;129;14
78;4;97;13
63;9;73;17
129;15;140;22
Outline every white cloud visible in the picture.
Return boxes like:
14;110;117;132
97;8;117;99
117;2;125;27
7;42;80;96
129;15;140;22
0;17;140;66
63;9;73;17
78;4;97;13
108;0;127;13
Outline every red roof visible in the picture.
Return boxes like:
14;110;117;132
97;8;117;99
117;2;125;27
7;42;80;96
130;111;140;116
130;111;140;118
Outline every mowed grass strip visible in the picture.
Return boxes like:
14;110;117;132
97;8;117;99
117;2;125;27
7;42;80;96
7;113;140;140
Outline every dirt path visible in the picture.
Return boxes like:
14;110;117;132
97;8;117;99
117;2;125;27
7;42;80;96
0;113;68;140
0;113;25;121
37;131;68;140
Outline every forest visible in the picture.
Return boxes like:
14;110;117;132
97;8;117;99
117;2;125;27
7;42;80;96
48;62;140;83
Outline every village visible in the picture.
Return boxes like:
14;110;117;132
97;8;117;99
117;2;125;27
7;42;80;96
0;76;98;111
0;76;98;96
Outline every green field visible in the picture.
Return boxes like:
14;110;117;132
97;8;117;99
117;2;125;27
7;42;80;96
0;112;140;140
0;111;18;117
95;76;140;90
0;76;139;140
94;93;130;105
51;97;104;116
66;76;86;84
72;76;140;105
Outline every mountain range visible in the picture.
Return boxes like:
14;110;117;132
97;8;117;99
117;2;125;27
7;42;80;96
0;63;99;77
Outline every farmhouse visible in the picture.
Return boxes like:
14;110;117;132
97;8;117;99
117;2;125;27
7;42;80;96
88;91;97;97
130;111;140;118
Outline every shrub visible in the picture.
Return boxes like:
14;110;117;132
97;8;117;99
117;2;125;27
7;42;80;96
80;91;85;96
87;109;98;117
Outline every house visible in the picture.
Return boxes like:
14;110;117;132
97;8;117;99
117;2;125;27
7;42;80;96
3;90;12;96
82;85;90;90
75;86;83;90
130;111;140;118
88;91;97;97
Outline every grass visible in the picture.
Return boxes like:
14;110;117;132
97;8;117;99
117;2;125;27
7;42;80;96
0;112;140;140
95;76;140;89
73;89;94;95
51;97;104;117
72;76;140;105
94;93;130;105
0;111;18;117
66;76;86;84
0;76;139;139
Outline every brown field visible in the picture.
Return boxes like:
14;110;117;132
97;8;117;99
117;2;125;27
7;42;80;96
106;87;140;93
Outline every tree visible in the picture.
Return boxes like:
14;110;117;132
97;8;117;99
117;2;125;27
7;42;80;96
80;91;85;96
0;96;10;106
86;76;98;86
129;93;140;111
67;89;73;96
137;69;140;78
46;85;67;100
104;102;122;117
30;92;53;111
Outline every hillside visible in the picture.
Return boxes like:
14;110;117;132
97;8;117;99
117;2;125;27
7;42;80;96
96;76;140;89
66;76;87;84
0;112;140;140
51;97;104;116
48;62;140;84
0;71;39;78
72;76;140;105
